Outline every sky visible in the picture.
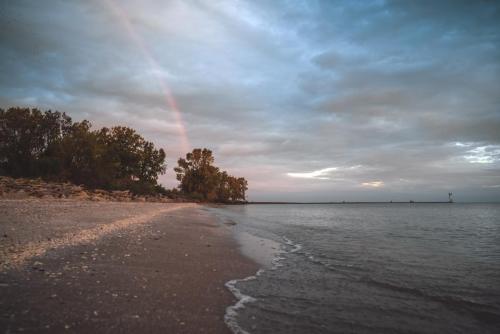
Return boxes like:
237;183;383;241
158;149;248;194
1;0;499;202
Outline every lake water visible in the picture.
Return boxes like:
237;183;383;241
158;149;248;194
209;203;500;334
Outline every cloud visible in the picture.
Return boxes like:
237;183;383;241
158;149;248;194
287;167;337;180
1;0;500;201
464;145;500;164
361;181;384;188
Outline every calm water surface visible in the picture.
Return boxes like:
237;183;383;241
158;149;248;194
210;203;500;334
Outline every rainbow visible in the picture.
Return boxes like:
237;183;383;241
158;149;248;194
103;0;191;154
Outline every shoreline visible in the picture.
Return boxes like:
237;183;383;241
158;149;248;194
0;199;258;333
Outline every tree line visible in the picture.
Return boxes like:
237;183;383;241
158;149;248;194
0;107;247;202
174;148;247;202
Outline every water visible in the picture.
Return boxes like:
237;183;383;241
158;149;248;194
209;203;500;334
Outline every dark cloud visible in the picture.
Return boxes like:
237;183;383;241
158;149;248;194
1;0;499;201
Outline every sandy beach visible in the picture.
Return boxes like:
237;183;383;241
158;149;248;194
0;200;257;333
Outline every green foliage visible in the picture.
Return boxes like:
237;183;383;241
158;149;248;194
0;107;72;177
174;148;219;200
0;107;249;201
174;148;248;202
0;107;166;194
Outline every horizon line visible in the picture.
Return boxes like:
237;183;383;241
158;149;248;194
245;201;499;205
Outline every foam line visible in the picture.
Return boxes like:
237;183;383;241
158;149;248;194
224;235;304;333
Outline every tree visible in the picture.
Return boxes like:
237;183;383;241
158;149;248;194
58;120;104;187
96;126;166;190
0;107;71;177
174;148;220;200
227;176;248;202
216;171;231;202
0;107;167;195
175;148;248;202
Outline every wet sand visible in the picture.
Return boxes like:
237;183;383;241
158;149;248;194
0;200;257;333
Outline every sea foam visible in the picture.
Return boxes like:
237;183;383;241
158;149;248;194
224;235;303;333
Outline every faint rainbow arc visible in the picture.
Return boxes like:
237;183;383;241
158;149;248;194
103;0;191;154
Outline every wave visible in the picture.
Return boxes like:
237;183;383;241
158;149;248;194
224;235;303;333
282;236;303;253
301;250;500;322
224;271;261;334
363;277;500;323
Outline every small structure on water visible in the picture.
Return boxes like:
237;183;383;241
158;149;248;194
448;192;454;203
